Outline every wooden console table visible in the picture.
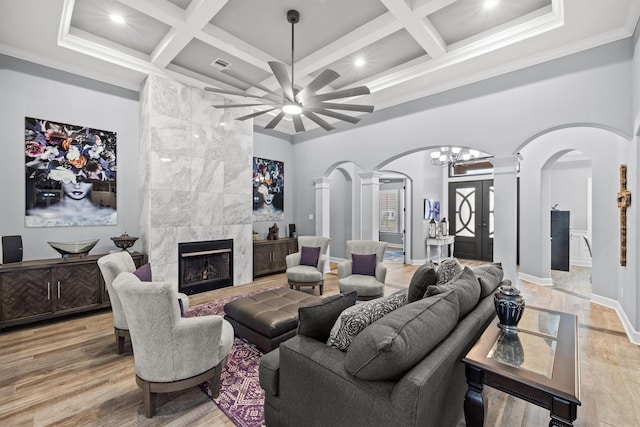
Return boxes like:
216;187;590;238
463;306;581;426
425;235;455;263
253;238;298;278
0;252;146;332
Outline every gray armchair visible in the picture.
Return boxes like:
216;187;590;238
97;251;190;354
338;240;388;299
112;272;234;417
286;236;330;295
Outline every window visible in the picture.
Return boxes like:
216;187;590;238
380;190;398;233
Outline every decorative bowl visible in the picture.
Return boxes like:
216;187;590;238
110;232;139;251
48;239;99;258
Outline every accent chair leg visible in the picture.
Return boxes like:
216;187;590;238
115;330;126;354
143;381;156;418
208;357;228;399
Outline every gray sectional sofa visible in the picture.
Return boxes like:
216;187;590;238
259;262;507;427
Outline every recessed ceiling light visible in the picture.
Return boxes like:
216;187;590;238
354;57;366;67
109;13;126;24
483;0;499;9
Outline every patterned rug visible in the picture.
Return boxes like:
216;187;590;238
186;286;282;427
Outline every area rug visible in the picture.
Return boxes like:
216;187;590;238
186;286;282;427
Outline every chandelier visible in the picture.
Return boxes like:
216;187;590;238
430;147;481;166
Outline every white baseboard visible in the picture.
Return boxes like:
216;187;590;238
570;259;592;267
590;294;640;345
518;272;553;286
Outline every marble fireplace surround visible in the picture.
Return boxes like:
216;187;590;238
138;74;253;287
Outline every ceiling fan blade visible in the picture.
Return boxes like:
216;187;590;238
265;111;286;129
303;111;335;131
296;69;340;103
309;86;371;102
269;61;295;102
221;68;286;100
310;102;375;113
212;103;277;108
307;108;361;124
292;114;305;133
236;107;277;121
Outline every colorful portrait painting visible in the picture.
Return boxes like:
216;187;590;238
253;157;284;221
24;117;117;227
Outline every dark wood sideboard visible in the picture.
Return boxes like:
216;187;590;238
253;238;298;278
0;252;146;332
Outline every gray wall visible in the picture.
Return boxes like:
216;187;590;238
549;159;592;230
0;55;140;260
253;132;295;239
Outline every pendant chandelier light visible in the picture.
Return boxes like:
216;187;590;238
430;147;481;166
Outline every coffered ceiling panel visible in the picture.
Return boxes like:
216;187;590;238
70;0;171;56
311;29;429;90
429;0;552;45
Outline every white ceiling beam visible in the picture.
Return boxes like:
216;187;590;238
381;0;447;58
197;25;275;73
144;0;229;68
413;0;458;16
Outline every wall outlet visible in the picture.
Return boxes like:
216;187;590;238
308;214;314;220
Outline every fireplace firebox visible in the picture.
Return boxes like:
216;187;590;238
178;239;233;295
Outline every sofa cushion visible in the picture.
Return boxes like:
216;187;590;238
436;258;462;285
425;267;480;318
344;290;459;380
300;246;321;267
407;261;437;303
352;253;377;276
297;291;358;342
472;263;504;298
133;262;152;282
327;291;407;351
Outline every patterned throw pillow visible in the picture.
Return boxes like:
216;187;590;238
436;258;462;285
327;291;408;351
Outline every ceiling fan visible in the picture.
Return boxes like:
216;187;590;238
205;9;374;133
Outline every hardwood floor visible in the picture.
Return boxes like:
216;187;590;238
1;260;638;426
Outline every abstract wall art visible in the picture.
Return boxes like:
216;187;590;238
24;117;117;227
253;157;284;221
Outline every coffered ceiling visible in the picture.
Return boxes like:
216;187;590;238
1;0;639;135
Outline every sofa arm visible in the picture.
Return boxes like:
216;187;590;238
259;348;281;396
337;260;352;278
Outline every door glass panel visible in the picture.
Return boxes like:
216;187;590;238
456;187;475;237
489;186;495;238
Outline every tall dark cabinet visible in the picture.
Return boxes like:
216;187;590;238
551;210;570;271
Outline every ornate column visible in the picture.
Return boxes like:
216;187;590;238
490;155;521;283
359;172;382;241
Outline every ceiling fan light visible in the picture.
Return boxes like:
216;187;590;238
282;103;302;115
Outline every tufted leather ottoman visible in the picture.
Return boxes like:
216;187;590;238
224;287;321;353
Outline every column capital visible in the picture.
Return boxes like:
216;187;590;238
359;171;382;184
312;177;331;189
491;155;522;175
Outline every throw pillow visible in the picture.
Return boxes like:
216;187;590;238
472;263;504;298
345;290;459;381
407;261;438;303
436;258;462;285
327;291;407;351
300;246;321;267
133;263;152;282
425;266;480;318
352;253;376;276
297;291;358;342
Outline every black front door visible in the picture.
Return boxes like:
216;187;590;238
448;180;494;261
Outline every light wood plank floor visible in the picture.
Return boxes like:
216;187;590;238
1;260;638;426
